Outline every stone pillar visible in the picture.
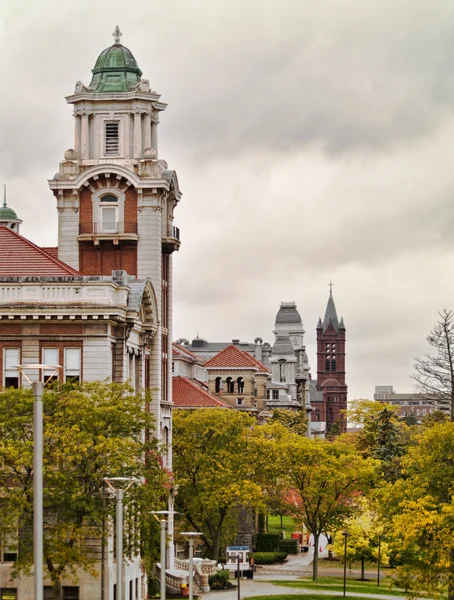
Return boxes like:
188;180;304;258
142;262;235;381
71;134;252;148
151;119;159;156
81;112;90;160
144;112;152;150
74;113;81;156
134;110;142;158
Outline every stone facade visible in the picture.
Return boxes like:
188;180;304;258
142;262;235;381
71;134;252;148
0;29;182;600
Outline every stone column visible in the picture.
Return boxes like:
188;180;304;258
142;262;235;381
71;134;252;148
134;110;142;158
81;111;91;160
74;112;81;156
151;118;159;156
144;112;152;150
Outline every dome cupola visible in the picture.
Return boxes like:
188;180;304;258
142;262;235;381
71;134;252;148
0;186;22;233
89;26;143;92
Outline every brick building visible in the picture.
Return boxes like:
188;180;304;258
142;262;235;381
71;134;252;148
0;28;181;600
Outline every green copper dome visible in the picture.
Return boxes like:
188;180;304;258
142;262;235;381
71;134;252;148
89;30;143;93
0;205;18;221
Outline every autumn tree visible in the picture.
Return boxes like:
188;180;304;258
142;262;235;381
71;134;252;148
0;382;165;599
172;409;263;560
331;497;387;580
413;309;454;420
282;436;376;581
380;421;454;599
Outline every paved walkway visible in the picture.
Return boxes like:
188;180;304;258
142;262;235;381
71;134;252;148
202;549;393;600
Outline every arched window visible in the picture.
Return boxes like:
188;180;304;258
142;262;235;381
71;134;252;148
279;360;286;383
226;377;234;393
99;193;119;233
328;407;333;421
237;377;244;393
215;377;223;393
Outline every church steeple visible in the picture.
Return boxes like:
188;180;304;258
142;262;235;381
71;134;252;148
322;283;340;332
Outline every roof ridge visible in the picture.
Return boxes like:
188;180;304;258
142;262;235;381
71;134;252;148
243;351;270;373
173;342;202;361
205;344;259;368
0;226;80;276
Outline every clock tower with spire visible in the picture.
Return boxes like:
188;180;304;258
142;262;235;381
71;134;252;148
315;285;347;434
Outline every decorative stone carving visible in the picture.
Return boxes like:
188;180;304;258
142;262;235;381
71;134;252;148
152;206;163;212
134;78;151;93
64;149;78;161
143;147;157;160
74;81;92;94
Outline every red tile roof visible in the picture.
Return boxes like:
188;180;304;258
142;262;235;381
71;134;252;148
172;376;232;408
41;247;59;259
244;352;271;373
0;227;80;277
204;344;270;372
173;342;203;362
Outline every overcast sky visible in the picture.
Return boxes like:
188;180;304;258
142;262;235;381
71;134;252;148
1;0;454;399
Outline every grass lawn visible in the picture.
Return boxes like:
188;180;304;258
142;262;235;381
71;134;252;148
248;595;383;600
271;576;406;597
318;558;386;571
267;514;299;538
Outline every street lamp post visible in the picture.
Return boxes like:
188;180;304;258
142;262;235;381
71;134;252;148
150;510;171;600
377;534;381;587
181;532;203;600
103;477;139;600
17;363;61;600
342;531;349;598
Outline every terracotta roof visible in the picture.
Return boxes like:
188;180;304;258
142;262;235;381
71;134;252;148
0;227;80;277
41;247;59;259
172;376;232;408
244;352;271;373
204;344;269;372
173;342;203;362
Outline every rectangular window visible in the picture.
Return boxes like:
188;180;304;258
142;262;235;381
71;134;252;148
4;348;20;388
44;587;54;600
62;587;79;600
0;590;17;600
331;360;336;371
266;389;270;399
65;348;81;383
272;390;279;400
1;528;18;562
237;398;244;406
100;206;118;232
43;348;59;382
325;360;330;372
105;121;119;155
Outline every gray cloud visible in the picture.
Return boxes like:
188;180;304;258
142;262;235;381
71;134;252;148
2;0;454;398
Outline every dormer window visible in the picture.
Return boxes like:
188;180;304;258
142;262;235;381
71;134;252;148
105;122;119;155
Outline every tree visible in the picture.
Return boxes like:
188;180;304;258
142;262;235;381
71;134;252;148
331;497;388;580
270;408;307;436
413;309;454;421
172;409;263;560
0;382;165;599
380;421;454;599
282;436;376;581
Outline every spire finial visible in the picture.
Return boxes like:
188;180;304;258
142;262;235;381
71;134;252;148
3;184;6;208
329;279;333;295
113;26;122;45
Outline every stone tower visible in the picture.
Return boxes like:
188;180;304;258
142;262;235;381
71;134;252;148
316;287;347;433
48;27;181;435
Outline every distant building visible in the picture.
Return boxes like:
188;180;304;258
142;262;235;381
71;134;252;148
176;288;348;436
374;385;449;421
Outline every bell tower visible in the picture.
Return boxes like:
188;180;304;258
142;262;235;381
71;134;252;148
316;284;347;434
48;26;182;411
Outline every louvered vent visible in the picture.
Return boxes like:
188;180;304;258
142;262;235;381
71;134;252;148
105;122;119;155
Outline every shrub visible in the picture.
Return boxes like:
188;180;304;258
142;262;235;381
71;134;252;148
209;570;233;590
255;533;281;552
278;539;298;554
250;552;288;564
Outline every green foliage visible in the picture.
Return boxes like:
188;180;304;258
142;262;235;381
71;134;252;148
0;382;166;592
282;435;377;581
278;539;298;554
255;533;280;552
250;551;288;564
380;421;454;599
270;408;307;436
208;569;232;590
173;409;264;560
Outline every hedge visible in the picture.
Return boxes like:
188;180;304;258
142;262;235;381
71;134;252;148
209;570;231;590
278;539;298;554
249;551;288;564
255;533;281;552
